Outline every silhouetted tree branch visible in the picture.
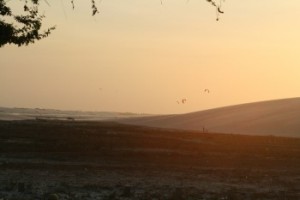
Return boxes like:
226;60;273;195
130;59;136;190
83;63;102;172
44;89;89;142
0;0;224;48
0;0;56;47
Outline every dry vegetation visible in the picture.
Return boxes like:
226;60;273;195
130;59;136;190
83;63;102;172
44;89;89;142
0;120;300;199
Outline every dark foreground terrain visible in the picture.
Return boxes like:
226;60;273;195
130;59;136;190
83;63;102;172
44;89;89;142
0;120;300;200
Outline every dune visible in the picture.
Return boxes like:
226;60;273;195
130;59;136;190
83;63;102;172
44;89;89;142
119;97;300;137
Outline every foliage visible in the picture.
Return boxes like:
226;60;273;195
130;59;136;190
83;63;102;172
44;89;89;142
0;0;223;48
0;0;55;47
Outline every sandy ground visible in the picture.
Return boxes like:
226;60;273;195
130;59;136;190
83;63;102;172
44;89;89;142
119;97;300;137
0;120;300;199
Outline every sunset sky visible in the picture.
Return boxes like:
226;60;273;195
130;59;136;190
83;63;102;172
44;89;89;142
1;0;300;114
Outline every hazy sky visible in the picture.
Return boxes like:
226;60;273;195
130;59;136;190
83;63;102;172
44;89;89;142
1;0;300;114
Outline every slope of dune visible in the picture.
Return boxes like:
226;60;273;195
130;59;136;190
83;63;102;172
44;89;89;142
119;98;300;137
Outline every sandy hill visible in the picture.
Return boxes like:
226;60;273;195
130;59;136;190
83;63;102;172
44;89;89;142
119;98;300;137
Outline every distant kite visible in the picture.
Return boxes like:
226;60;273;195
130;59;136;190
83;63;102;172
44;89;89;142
204;89;210;93
218;7;224;14
176;98;187;104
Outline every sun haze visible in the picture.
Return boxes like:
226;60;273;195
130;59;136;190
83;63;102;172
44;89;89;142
1;0;300;114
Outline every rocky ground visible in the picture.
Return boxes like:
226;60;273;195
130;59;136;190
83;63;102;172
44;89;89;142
0;120;299;199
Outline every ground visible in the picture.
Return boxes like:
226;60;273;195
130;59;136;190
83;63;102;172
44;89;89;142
0;120;300;199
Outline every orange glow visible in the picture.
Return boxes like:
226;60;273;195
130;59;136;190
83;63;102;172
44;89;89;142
1;1;300;114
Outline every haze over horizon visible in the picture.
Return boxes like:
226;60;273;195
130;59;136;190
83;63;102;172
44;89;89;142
1;97;300;116
1;0;300;114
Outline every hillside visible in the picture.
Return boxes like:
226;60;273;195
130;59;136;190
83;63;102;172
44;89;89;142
119;98;300;137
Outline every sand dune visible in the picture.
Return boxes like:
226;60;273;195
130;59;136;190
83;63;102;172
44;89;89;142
119;98;300;137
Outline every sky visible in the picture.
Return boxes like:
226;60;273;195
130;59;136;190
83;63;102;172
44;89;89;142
1;0;300;114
